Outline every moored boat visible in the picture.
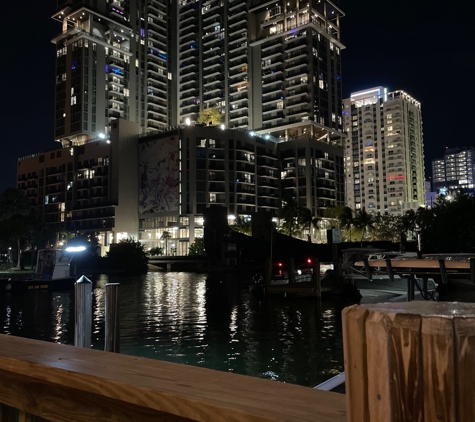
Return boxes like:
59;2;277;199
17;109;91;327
1;248;80;293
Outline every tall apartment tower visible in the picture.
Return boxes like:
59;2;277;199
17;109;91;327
343;87;425;215
50;0;346;219
52;0;345;144
52;0;171;146
432;147;475;195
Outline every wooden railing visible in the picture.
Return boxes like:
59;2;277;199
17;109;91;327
0;335;346;422
7;301;467;421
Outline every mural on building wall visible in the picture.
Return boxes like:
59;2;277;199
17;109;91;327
139;136;179;214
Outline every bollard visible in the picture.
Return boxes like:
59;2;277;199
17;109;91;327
343;301;475;422
105;283;120;353
74;275;92;348
312;258;321;299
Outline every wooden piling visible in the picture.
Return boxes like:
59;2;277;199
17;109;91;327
313;258;321;298
343;302;475;422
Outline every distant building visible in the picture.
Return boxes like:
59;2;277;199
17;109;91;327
342;87;425;215
432;147;475;196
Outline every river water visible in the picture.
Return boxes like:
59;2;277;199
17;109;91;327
1;271;358;387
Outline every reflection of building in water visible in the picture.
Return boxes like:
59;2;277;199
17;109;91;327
52;292;72;344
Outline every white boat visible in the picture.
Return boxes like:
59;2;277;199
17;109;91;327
342;248;438;300
2;248;79;292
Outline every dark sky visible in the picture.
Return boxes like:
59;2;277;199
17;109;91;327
1;0;474;194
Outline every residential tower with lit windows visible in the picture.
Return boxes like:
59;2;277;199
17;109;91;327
343;87;425;215
432;147;475;196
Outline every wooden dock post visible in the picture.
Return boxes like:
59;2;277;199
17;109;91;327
105;283;120;353
74;275;92;348
313;258;321;299
288;257;295;284
343;302;475;422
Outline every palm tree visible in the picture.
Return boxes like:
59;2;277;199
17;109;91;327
338;207;354;241
230;215;252;235
161;231;171;256
279;192;300;238
353;209;375;245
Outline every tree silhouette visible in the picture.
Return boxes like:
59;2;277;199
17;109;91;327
338;206;354;241
161;231;172;255
353;209;375;245
230;215;252;235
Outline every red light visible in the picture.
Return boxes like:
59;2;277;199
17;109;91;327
278;262;283;267
307;258;312;264
279;270;282;275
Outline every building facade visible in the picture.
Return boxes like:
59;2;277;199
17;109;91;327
51;0;345;145
138;125;343;254
17;0;348;252
17;120;140;251
432;147;475;196
343;87;425;215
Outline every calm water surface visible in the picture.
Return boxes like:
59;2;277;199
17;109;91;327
1;272;357;387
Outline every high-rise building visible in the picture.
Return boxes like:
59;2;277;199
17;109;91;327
16;0;347;252
343;87;425;215
432;147;475;196
51;0;345;146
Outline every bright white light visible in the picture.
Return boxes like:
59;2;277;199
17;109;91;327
65;246;86;252
220;124;225;130
186;118;191;126
99;133;106;139
106;140;111;144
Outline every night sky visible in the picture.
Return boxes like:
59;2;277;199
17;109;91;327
1;0;473;194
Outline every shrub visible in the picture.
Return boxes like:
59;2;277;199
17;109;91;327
107;237;148;274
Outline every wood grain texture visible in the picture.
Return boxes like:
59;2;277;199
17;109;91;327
365;310;393;422
421;316;456;422
0;335;346;422
390;313;423;422
342;305;369;422
454;317;475;422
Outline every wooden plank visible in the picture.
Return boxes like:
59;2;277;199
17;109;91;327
421;316;456;422
365;310;393;422
454;317;475;421
390;313;423;422
0;335;346;422
0;370;192;422
342;305;369;422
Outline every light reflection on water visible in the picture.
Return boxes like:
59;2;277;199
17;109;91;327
0;271;352;387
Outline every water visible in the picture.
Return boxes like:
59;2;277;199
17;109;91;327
1;272;357;387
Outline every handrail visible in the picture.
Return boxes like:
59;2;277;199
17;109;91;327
0;334;346;421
